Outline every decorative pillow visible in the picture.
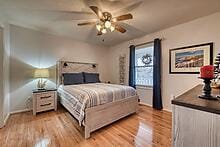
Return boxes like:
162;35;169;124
83;72;100;83
63;73;84;85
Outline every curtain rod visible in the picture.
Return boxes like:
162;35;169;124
134;38;165;47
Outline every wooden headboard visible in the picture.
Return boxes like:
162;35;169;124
57;61;98;86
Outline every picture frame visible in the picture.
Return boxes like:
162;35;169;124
169;43;213;74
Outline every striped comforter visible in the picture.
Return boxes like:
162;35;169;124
58;83;137;125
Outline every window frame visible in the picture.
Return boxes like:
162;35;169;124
134;43;154;87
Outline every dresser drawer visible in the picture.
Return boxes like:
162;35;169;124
37;99;54;112
36;92;54;102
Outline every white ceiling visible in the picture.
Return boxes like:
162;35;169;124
0;0;220;46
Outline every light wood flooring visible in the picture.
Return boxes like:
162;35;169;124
0;105;172;147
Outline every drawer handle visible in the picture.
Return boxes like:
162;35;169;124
40;103;51;107
40;96;51;99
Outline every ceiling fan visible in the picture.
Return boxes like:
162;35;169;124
77;6;133;36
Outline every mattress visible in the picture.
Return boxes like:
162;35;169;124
57;83;137;125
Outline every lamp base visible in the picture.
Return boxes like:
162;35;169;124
198;77;218;100
37;79;47;90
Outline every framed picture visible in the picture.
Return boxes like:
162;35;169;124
169;43;213;74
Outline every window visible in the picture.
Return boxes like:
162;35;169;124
135;43;154;86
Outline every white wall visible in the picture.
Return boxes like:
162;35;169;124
10;24;110;112
0;23;10;128
3;24;10;123
108;12;220;111
0;26;4;127
136;87;152;106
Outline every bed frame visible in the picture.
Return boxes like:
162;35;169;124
57;61;138;138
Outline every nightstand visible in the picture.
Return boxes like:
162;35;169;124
32;89;57;115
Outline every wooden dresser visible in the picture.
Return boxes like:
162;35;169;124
32;89;57;115
172;85;220;147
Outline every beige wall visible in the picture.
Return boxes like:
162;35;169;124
10;24;110;112
108;12;220;111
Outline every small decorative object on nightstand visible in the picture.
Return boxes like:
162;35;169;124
32;89;57;115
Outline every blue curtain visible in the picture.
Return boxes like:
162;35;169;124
153;38;163;110
129;45;136;88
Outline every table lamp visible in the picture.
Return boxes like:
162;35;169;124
34;68;49;90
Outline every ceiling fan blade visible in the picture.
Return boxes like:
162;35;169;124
113;13;133;22
119;22;146;36
78;21;96;26
28;8;94;16
115;24;126;33
89;6;103;19
17;8;96;20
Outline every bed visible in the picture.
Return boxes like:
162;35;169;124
57;61;139;138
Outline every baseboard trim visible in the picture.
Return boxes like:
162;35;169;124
10;109;31;115
1;109;32;128
4;113;10;126
0;113;10;128
139;102;152;107
139;102;172;113
163;108;172;113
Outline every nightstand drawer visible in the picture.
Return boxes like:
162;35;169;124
37;99;54;111
36;92;54;102
32;89;57;115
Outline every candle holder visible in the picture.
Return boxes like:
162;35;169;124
198;77;218;100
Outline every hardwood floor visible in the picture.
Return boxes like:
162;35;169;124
0;105;172;147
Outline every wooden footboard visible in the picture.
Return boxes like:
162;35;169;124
59;94;138;139
84;95;139;138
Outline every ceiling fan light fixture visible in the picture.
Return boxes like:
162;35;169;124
104;21;111;28
78;5;132;36
110;26;115;32
96;24;102;31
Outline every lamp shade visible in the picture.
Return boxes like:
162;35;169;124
34;69;49;78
